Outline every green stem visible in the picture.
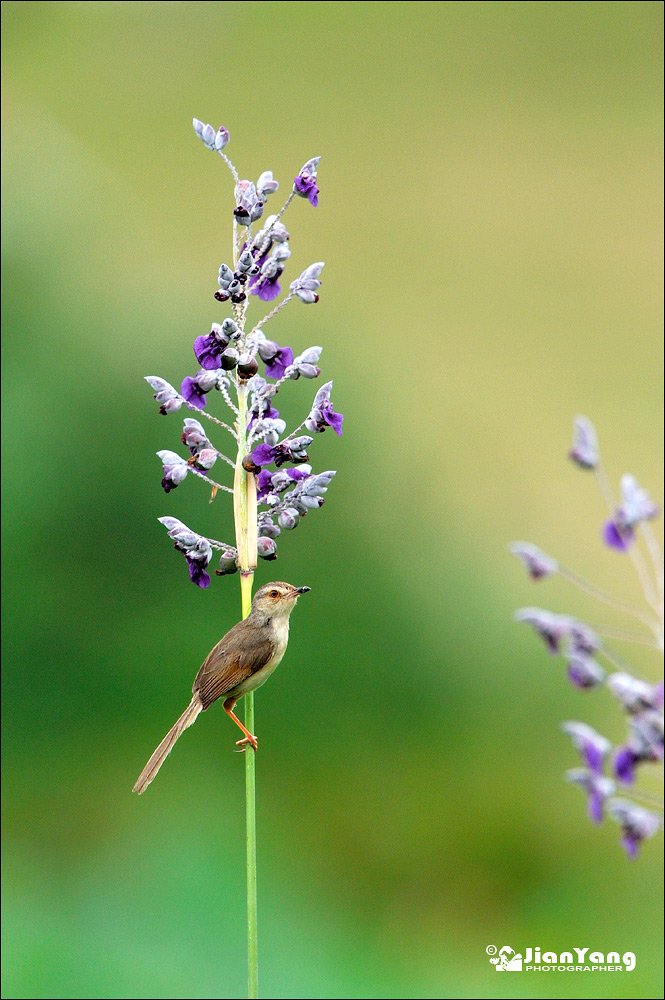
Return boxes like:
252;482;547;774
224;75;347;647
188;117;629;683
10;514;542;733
235;385;259;998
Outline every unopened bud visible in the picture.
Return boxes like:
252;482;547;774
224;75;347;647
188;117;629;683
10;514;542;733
257;536;278;560
278;508;300;530
215;548;238;575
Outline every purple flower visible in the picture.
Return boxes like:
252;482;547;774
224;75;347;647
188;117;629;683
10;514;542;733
187;557;211;589
566;653;605;689
181;418;210;455
256;466;311;500
250;244;291;302
607;672;662;713
509;542;558;579
254;276;281;301
234;179;264;226
158;516;214;589
514;608;573;654
285;346;322;380
569;415;598;469
255;338;294;379
290;262;324;303
608;799;661;858
193;324;230;370
256;470;274;498
248;437;312;471
561;722;611;774
613;746;637;784
565;769;615;824
604;475;659;551
294;156;321;206
603;519;634;551
145;376;183;415
181;376;207;410
157;450;188;493
250;443;277;468
264;346;294;379
305;381;343;436
181;369;221;410
568;621;600;655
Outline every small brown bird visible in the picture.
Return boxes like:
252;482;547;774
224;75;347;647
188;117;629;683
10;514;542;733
133;581;310;794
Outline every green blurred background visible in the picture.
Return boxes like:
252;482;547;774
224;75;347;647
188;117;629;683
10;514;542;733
2;2;663;997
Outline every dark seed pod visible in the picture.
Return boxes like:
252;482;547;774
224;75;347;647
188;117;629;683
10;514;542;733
221;348;239;370
237;353;259;379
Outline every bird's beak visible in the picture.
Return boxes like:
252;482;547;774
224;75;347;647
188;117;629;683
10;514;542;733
294;586;311;595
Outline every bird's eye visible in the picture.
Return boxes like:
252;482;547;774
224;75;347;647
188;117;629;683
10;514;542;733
269;589;279;598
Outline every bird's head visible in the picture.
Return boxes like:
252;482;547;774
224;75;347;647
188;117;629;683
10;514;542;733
251;582;310;620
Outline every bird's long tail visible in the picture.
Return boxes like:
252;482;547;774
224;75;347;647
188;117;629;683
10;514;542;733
133;695;203;794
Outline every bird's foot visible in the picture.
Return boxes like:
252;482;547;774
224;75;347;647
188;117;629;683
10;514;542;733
234;734;258;752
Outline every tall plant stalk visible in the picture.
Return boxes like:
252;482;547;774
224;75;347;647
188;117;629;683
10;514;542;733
142;123;340;999
234;381;259;997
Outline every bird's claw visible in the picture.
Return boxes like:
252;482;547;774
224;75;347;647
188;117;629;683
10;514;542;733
234;735;258;752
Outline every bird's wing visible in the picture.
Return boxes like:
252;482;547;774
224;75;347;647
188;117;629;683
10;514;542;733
193;621;275;709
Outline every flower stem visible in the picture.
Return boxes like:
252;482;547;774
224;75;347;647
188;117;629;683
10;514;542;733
235;383;259;998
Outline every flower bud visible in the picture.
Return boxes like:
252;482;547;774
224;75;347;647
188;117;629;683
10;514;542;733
257;536;278;560
181;418;210;453
278;508;300;530
221;318;240;341
214;126;230;150
258;339;280;362
569;415;598;469
299;495;324;509
215;549;238;575
258;519;281;539
145;375;183;414
193;448;218;471
257;170;279;197
218;263;234;289
236;250;255;275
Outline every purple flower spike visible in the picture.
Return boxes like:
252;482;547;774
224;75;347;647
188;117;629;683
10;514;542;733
264;346;294;380
187;557;211;589
603;520;633;551
294;156;321;207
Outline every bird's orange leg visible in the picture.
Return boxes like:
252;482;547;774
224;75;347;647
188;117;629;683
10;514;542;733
223;697;258;751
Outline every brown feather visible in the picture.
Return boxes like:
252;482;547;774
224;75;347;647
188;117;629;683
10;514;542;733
193;618;276;709
133;695;202;794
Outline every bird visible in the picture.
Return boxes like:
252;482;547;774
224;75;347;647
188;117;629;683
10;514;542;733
133;581;310;794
